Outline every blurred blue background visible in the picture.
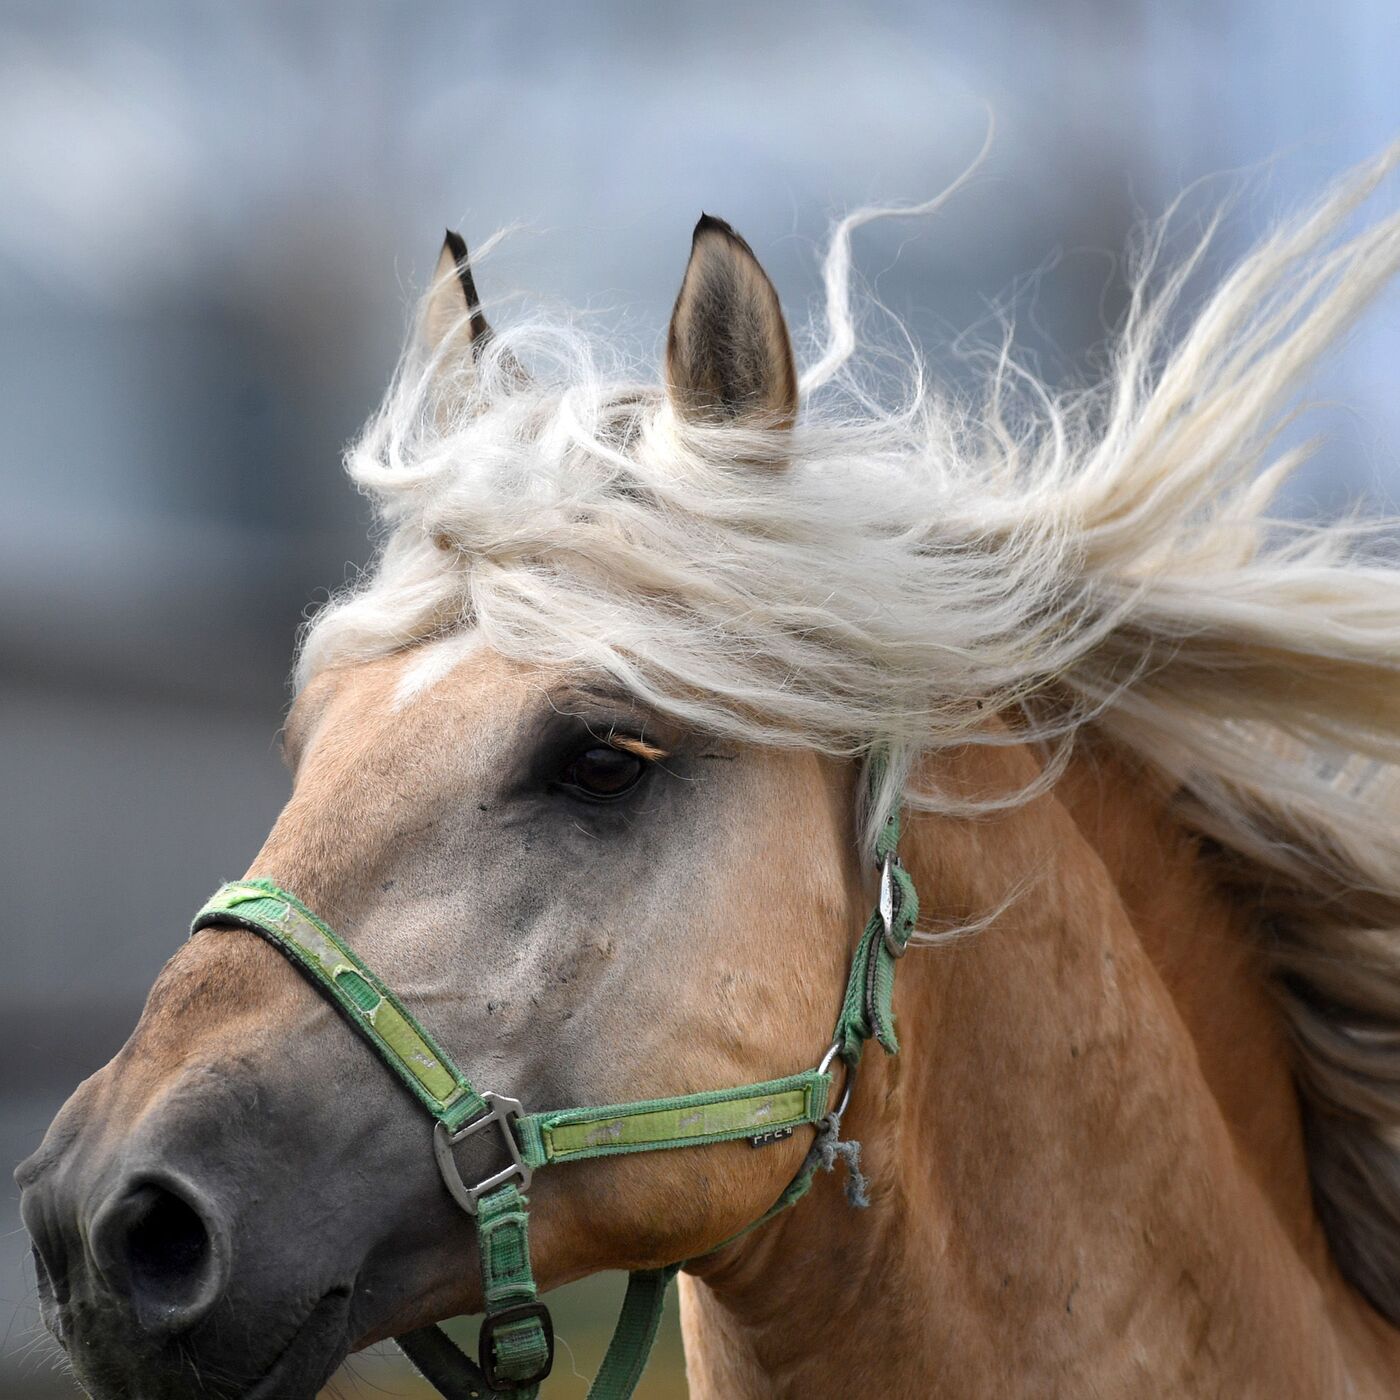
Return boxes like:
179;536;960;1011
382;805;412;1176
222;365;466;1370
2;1;1396;1394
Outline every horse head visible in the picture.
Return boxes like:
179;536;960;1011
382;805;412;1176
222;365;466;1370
16;217;878;1399
19;157;1400;1397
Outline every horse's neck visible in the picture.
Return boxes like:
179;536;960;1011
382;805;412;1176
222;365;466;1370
680;740;1400;1397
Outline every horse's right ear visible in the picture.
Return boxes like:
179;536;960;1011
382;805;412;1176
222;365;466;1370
665;214;798;432
422;230;495;356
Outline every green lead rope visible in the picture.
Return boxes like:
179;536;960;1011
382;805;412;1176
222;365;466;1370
189;752;918;1399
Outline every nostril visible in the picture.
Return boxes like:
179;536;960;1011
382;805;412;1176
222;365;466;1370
125;1187;209;1300
89;1177;229;1333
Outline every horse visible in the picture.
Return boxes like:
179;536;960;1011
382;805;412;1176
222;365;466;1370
17;149;1400;1398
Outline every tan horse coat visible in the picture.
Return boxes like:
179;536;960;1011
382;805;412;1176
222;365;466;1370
682;736;1400;1397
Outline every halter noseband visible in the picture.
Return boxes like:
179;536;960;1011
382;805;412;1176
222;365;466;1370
189;755;918;1399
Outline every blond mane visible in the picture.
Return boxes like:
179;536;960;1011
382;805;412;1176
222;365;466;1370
301;149;1400;1319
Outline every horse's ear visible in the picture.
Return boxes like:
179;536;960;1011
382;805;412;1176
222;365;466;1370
665;215;798;431
423;230;494;355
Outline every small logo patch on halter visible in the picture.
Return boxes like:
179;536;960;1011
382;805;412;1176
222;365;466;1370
749;1126;795;1148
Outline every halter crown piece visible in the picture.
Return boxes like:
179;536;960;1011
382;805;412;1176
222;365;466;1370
189;752;919;1399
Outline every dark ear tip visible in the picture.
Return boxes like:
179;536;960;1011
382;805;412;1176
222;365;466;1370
442;229;468;265
693;212;742;244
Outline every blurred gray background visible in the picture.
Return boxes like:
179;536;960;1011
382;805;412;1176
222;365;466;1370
2;1;1397;1395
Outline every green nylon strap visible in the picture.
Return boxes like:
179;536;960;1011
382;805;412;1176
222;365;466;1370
586;1267;681;1399
191;880;485;1131
516;1072;830;1168
394;1183;553;1400
477;1185;550;1392
190;882;834;1165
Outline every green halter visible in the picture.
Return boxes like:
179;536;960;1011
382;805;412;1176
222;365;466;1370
189;757;919;1399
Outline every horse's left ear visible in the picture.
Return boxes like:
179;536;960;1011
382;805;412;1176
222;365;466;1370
665;215;798;432
423;229;494;355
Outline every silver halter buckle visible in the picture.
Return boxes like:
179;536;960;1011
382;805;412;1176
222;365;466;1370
432;1092;532;1216
879;854;907;958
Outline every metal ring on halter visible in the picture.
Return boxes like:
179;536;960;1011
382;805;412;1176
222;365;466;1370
816;1040;857;1120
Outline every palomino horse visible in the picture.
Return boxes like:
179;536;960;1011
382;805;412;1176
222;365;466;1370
17;153;1400;1398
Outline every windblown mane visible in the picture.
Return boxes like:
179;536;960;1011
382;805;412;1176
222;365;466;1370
301;150;1400;1320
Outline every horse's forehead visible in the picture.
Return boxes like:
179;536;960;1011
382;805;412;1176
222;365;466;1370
294;641;556;777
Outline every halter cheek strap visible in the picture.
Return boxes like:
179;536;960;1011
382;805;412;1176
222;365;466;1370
189;761;918;1400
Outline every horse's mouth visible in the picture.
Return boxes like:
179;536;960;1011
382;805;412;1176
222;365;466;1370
237;1285;354;1400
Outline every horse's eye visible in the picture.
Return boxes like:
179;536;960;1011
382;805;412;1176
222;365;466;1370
560;745;646;800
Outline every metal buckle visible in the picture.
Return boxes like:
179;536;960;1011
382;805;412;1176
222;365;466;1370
878;854;907;958
432;1092;532;1217
479;1300;555;1388
816;1040;858;1122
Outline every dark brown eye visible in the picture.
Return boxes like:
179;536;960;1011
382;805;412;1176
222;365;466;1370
560;745;646;800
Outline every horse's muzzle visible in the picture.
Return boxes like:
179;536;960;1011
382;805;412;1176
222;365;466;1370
14;1060;360;1400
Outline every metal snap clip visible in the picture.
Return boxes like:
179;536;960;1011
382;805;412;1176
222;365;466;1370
879;854;908;958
